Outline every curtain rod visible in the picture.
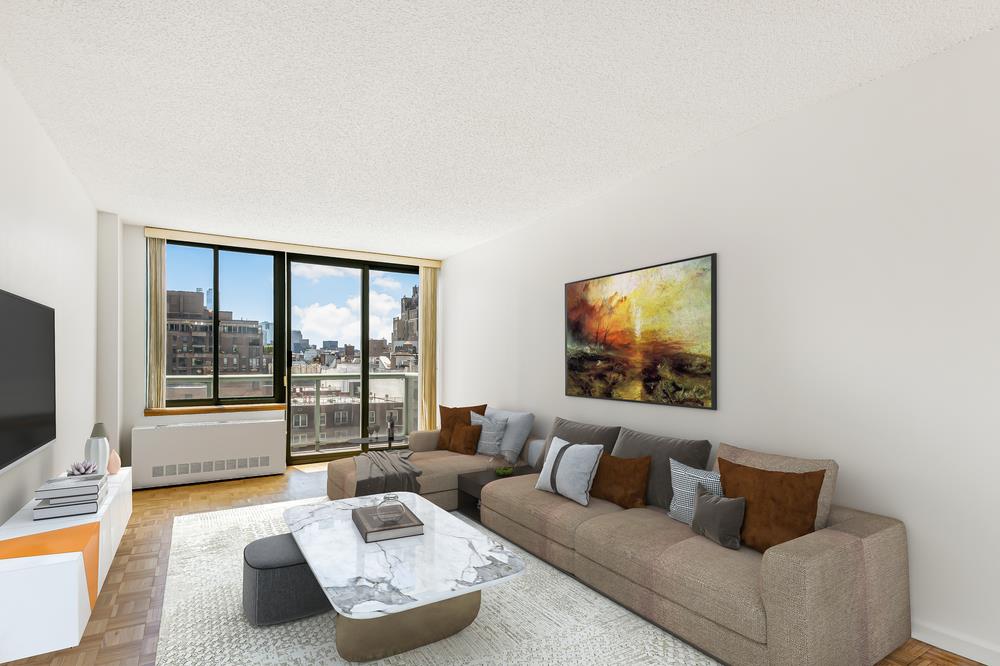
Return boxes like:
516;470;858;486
143;226;442;269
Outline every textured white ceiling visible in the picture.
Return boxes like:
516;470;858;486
1;3;998;258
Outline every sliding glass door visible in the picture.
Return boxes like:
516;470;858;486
367;269;420;447
288;259;363;456
286;257;420;459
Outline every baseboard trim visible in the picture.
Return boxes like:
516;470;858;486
912;619;1000;665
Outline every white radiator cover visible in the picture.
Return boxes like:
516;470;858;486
131;419;286;488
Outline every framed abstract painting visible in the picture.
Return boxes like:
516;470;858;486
565;253;716;409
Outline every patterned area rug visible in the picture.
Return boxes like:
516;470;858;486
157;498;718;665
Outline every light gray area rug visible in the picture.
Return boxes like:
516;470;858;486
157;497;718;665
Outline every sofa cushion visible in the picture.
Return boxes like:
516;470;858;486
438;404;487;451
413;451;494;494
575;508;767;643
715;442;838;529
485;407;534;462
574;506;695;580
536;417;621;471
611;427;712;509
480;472;623;549
590;453;651;509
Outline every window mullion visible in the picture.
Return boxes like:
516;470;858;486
212;247;220;404
360;266;370;439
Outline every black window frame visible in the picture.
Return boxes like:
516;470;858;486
164;240;286;407
285;253;418;464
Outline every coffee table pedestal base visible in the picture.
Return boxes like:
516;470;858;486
335;591;481;662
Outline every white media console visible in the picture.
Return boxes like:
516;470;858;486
0;468;132;662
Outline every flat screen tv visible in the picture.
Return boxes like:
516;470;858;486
0;289;56;472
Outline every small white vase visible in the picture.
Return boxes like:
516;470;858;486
84;423;110;474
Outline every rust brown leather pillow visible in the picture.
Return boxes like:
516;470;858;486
449;423;482;455
717;457;826;553
438;404;487;450
590;453;651;509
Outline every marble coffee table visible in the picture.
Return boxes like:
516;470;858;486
283;492;525;661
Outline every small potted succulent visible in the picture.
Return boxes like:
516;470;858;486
67;460;100;476
490;453;516;477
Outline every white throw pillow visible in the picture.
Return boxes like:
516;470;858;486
535;436;604;506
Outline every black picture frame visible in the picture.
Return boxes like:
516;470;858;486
564;253;717;410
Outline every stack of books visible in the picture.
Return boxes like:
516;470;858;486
352;504;424;543
33;474;108;520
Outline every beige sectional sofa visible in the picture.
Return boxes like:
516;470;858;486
327;424;911;665
481;469;911;666
327;429;497;510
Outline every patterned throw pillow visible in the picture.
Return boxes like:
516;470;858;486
535;437;604;506
668;458;722;525
471;412;509;457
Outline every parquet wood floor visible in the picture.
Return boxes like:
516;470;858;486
5;464;980;666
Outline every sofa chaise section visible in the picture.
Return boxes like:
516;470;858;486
327;429;496;510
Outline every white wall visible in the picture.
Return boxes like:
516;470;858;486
0;67;96;522
96;212;123;453
440;30;1000;663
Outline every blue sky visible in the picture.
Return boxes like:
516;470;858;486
166;244;417;347
290;263;418;347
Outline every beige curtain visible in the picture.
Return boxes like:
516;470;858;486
418;266;438;430
146;238;167;408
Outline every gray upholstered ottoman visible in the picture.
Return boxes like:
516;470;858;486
242;533;332;626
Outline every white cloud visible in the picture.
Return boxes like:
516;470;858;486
370;314;393;342
292;302;361;347
292;291;402;348
373;275;402;290
290;263;359;283
369;290;399;317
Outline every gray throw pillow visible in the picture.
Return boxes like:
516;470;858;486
535;417;621;471
611;427;711;509
534;437;604;506
471;412;508;457
691;483;745;550
485;407;534;463
668;458;722;525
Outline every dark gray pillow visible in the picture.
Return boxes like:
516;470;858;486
691;483;745;550
610;427;711;509
535;417;621;471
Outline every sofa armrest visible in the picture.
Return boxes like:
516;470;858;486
761;509;910;665
408;430;440;452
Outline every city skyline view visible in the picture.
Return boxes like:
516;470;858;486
166;245;419;349
290;263;419;349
